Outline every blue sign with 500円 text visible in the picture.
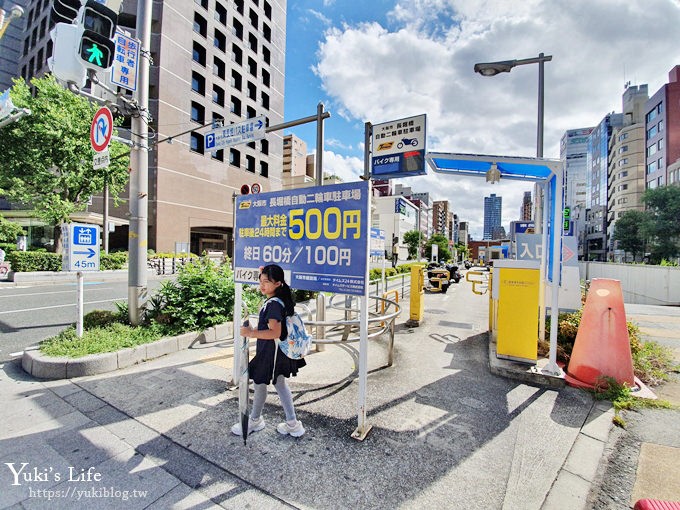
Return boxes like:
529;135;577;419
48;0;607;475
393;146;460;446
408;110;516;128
234;181;370;295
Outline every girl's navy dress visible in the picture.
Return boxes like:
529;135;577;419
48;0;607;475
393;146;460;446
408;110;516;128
248;298;306;384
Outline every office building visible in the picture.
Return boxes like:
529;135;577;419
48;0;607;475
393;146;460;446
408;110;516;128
1;0;287;256
645;65;680;189
520;191;532;222
432;200;449;238
608;84;648;261
483;193;502;240
585;112;623;261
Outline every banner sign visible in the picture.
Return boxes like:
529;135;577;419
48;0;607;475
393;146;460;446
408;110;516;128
370;228;385;258
234;181;370;295
371;114;426;179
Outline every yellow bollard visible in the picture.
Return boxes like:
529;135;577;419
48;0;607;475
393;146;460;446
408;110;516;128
406;263;425;327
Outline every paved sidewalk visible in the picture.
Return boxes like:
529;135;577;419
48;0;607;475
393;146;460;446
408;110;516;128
0;276;678;509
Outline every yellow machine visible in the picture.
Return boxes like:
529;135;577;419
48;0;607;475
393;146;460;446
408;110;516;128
407;264;425;326
491;260;540;363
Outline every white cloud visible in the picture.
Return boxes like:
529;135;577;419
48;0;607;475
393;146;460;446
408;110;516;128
310;0;680;238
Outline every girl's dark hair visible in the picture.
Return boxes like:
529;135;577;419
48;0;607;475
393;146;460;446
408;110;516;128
260;264;295;316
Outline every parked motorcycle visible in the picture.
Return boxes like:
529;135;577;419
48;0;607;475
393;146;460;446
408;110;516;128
426;262;462;293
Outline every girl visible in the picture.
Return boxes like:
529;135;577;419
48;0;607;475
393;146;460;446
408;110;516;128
231;264;306;438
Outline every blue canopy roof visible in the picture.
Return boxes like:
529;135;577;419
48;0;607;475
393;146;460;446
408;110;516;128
426;152;560;181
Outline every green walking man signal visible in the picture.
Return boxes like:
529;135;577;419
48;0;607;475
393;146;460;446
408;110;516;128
83;41;104;66
76;1;117;71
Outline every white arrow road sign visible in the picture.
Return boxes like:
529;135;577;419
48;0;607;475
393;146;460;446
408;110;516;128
205;115;266;151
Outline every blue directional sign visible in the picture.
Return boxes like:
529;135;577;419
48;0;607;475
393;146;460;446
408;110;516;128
371;114;427;179
205;115;266;151
62;223;100;272
234;181;370;295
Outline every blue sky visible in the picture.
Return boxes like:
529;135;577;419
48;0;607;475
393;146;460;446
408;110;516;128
282;0;680;239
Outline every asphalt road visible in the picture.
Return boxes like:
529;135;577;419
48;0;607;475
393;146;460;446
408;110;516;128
0;277;169;362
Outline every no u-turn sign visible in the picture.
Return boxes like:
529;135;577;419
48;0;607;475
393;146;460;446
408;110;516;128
91;107;113;153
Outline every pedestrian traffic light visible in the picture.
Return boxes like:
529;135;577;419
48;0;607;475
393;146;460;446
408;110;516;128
77;0;118;72
48;23;87;88
51;0;80;24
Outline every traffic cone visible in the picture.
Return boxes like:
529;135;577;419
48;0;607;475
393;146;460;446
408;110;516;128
565;278;635;390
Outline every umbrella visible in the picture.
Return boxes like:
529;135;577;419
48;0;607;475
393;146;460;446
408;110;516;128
238;318;250;445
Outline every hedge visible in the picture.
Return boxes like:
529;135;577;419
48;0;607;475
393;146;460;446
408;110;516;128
6;251;127;272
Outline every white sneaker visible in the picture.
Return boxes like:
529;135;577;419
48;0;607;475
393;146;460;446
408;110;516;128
276;420;305;437
231;416;265;436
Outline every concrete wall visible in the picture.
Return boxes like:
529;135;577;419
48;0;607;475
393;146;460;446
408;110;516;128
579;262;680;305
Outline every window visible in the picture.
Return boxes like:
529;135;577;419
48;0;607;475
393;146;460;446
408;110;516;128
232;44;242;65
192;42;206;66
212;85;225;106
618;171;628;179
214;29;226;52
647;161;657;175
262;23;271;42
213;56;226;79
249;9;258;28
260;161;268;177
618;158;628;167
647;144;657;157
264;1;272;19
231;70;242;90
230;148;241;167
262;69;270;87
647;125;658;139
248;33;258;52
247;141;256;149
231;96;241;115
618;145;628;154
194;13;207;37
247;81;257;100
246;155;256;173
262;46;270;65
248;57;257;77
213;112;225;125
191;101;205;123
212;149;224;162
233;19;243;40
246;106;256;118
261;139;269;155
190;133;204;154
658;120;664;132
195;0;208;8
261;91;269;109
192;72;205;95
618;132;628;142
617;184;628;191
235;0;244;14
214;2;227;24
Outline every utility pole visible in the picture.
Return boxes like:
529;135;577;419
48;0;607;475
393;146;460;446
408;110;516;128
128;0;151;325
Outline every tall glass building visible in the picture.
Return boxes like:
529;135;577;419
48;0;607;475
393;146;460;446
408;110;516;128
483;193;502;240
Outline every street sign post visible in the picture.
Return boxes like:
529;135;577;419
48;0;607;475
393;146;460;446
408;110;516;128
111;30;139;91
93;149;110;169
370;114;427;179
61;222;101;337
205;115;266;152
90;106;113;152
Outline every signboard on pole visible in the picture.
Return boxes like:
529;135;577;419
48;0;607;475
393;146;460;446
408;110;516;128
93;149;110;169
234;181;370;295
111;30;139;92
62;222;100;271
370;228;385;258
90;106;113;152
205;115;266;152
371;114;426;179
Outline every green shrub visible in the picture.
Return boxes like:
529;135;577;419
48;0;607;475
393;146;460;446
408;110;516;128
152;257;238;334
100;251;127;270
6;251;61;272
0;242;16;254
83;310;121;330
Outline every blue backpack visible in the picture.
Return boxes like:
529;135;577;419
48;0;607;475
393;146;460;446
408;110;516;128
269;298;313;359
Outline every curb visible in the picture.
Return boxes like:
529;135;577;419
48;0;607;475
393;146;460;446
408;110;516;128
487;333;566;389
21;322;233;380
8;268;156;285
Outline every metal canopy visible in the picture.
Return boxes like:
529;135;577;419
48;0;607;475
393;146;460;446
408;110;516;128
426;152;560;181
424;150;564;378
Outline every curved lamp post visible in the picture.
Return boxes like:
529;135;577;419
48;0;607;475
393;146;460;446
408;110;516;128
0;5;24;40
474;53;552;158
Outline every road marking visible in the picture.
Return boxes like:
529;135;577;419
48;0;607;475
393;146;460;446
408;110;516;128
0;298;126;315
0;287;114;299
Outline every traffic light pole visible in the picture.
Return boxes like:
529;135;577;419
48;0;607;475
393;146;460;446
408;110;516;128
128;0;151;325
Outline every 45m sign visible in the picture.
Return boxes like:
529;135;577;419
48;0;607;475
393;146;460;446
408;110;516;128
234;181;370;295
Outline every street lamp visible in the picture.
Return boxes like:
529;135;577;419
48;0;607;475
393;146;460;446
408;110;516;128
0;5;23;40
474;53;552;158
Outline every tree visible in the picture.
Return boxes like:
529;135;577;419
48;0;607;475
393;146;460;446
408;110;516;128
0;75;130;253
403;230;424;260
424;233;452;262
642;186;680;263
0;215;24;243
453;242;470;262
613;210;647;262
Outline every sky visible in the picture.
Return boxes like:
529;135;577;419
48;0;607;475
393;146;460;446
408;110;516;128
281;0;680;239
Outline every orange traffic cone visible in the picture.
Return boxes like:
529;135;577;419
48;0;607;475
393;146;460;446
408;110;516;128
565;278;635;390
